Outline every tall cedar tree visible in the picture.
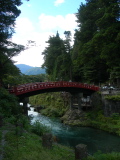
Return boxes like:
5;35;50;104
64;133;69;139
42;32;72;81
0;0;28;86
72;0;120;85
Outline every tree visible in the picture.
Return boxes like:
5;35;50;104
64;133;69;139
72;0;105;83
42;31;73;81
0;0;29;86
72;0;120;84
95;0;120;85
64;31;72;80
42;32;66;80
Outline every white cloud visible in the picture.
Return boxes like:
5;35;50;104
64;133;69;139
39;13;77;42
39;13;77;31
12;17;55;67
13;47;44;67
54;0;65;6
15;17;34;33
12;13;77;67
14;17;34;44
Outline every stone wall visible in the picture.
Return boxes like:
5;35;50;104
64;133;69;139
102;96;120;116
91;92;102;110
91;92;120;117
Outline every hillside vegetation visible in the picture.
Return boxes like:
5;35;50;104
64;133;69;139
25;67;46;75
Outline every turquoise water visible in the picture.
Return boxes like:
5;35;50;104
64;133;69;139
28;108;120;154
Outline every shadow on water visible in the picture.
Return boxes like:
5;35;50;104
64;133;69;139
28;107;120;154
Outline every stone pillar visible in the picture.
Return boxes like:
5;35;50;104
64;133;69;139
75;144;88;160
77;93;82;110
70;93;82;110
22;97;29;116
42;133;53;149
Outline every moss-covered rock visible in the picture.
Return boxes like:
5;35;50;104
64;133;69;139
61;109;88;126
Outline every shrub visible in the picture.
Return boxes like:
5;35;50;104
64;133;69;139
105;95;120;101
0;88;20;117
111;113;120;120
31;120;51;136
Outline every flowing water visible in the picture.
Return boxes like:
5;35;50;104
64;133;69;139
28;107;120;154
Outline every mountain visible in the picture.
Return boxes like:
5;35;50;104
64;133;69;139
16;64;46;75
16;64;33;74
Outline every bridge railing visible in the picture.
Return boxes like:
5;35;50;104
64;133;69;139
8;81;99;95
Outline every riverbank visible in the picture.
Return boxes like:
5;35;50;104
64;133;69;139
1;121;120;160
30;92;120;136
60;109;120;136
0;123;74;160
35;103;120;136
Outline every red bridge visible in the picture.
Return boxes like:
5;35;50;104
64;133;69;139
9;81;99;98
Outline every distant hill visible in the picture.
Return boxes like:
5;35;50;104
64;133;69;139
16;64;33;74
25;67;46;75
16;64;46;75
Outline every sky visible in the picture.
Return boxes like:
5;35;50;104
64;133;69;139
12;0;86;67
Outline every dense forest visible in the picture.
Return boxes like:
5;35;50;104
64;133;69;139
42;0;120;86
0;0;119;88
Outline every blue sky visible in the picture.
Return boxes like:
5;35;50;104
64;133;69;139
12;0;86;67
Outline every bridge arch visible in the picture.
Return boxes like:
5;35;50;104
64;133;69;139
9;81;99;99
8;81;99;115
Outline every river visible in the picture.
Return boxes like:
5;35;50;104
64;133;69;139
28;107;120;154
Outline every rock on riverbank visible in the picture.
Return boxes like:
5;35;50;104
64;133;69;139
61;109;89;126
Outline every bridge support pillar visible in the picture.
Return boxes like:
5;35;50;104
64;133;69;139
70;94;73;110
70;93;83;110
22;97;29;116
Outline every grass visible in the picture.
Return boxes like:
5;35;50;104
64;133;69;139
31;120;51;136
3;131;120;160
0;122;120;160
84;152;120;160
3;127;74;160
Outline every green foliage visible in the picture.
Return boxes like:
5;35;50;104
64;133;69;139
31;121;51;136
86;109;120;136
41;107;62;117
8;74;47;86
111;113;120;120
0;88;20;117
2;125;120;160
84;151;120;160
72;0;119;84
15;114;31;131
42;32;72;81
3;130;74;160
105;95;120;101
29;92;68;117
0;0;29;86
0;57;21;87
